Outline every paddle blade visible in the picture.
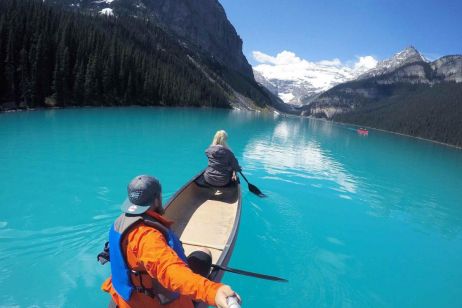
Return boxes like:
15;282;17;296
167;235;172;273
248;183;266;197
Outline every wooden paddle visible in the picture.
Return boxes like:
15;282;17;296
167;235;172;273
238;171;266;197
212;264;287;282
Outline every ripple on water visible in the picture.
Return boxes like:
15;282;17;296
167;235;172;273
0;222;108;261
326;237;345;246
92;213;116;221
339;194;353;200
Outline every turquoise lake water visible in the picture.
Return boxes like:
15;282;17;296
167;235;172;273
1;107;462;307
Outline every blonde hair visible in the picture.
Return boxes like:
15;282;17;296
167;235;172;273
211;130;228;147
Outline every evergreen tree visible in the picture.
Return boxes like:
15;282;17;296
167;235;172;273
31;34;45;106
62;47;72;104
0;15;6;99
19;48;32;105
53;47;64;105
73;62;85;104
84;55;99;103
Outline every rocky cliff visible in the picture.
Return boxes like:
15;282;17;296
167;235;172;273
358;46;425;79
142;0;254;79
59;0;253;79
431;55;462;82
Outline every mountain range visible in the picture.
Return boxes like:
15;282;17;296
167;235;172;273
253;51;378;105
295;47;462;146
254;46;455;106
254;46;462;146
299;46;462;117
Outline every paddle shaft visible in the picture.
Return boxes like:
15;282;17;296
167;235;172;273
212;264;287;282
238;171;250;184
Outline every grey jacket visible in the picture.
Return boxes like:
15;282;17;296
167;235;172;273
203;145;241;187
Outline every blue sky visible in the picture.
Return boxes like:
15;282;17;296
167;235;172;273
220;0;462;65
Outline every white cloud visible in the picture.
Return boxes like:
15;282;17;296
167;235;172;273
353;56;378;72
318;58;342;66
252;50;303;66
252;51;277;64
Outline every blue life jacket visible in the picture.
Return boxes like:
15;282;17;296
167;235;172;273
108;213;187;304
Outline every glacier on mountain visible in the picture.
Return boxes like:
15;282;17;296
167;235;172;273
253;50;378;105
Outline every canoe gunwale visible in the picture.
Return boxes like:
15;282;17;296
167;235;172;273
163;170;242;282
209;178;241;281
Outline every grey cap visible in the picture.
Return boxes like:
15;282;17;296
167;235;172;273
121;175;161;215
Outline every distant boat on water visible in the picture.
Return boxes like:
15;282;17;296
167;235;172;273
357;128;369;136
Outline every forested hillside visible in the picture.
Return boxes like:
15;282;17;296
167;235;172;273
334;83;462;147
0;0;235;109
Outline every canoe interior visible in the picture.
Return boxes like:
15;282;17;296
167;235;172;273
164;180;240;266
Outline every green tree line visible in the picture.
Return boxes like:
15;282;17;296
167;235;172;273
334;83;462;147
0;0;230;109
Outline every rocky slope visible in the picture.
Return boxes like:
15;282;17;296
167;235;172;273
357;46;425;79
431;55;462;82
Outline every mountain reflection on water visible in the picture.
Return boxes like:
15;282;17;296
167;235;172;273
244;120;357;195
242;114;462;235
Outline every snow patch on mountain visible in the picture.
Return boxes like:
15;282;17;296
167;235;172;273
94;0;115;4
279;92;295;102
253;50;378;105
99;8;113;15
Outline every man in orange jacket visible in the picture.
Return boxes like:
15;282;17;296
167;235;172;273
101;175;240;308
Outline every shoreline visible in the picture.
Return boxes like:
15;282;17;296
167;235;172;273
1;104;461;150
328;118;462;151
0;104;235;113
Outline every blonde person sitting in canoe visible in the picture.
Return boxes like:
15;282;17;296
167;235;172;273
200;130;242;187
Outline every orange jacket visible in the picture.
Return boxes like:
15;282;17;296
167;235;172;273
101;210;222;308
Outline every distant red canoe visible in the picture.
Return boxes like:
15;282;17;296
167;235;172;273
357;128;369;136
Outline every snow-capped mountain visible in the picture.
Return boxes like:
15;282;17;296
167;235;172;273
358;46;425;79
300;48;462;120
297;49;462;147
254;46;428;106
253;51;378;105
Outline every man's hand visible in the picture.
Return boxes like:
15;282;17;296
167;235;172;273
231;171;237;182
215;285;241;308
